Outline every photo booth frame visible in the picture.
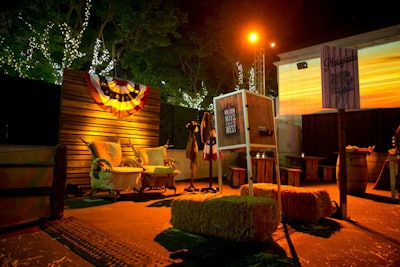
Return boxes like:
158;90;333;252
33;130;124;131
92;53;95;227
213;90;281;210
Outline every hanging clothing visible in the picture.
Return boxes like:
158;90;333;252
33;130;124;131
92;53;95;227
203;136;217;161
200;112;212;144
185;121;198;172
201;112;222;161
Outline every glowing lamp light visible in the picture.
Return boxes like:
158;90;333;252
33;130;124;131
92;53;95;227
248;32;259;43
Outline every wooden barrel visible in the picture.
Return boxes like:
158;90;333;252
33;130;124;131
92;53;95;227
366;152;387;182
336;151;369;195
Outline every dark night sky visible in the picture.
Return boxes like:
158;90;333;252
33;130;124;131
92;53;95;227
268;0;400;53
3;0;399;54
181;0;400;62
2;0;399;66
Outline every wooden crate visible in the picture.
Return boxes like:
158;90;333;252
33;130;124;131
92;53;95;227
229;166;246;187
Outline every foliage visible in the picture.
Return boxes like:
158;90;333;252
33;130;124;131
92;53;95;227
0;0;184;83
0;0;278;109
0;0;93;83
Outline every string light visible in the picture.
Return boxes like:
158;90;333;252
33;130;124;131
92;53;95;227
234;61;255;92
0;0;115;84
89;38;115;75
235;62;244;91
178;82;213;111
248;67;256;92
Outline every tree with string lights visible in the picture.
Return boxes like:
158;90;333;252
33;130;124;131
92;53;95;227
0;0;184;85
0;0;114;84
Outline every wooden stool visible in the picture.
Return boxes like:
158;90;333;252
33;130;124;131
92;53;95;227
321;165;335;181
229;166;246;187
252;158;275;183
280;166;302;186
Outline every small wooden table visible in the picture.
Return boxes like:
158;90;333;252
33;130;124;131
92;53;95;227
285;155;325;181
229;166;246;187
280;166;302;186
251;157;275;183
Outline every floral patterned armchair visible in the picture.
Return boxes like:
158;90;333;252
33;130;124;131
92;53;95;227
134;145;181;195
84;139;143;201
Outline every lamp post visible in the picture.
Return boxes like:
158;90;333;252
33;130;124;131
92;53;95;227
248;32;265;95
254;47;265;95
248;32;275;96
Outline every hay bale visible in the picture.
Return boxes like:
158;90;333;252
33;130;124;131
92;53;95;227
170;194;280;242
241;184;333;223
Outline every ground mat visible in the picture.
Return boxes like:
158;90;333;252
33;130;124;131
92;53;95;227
40;216;176;267
154;219;340;266
154;227;296;267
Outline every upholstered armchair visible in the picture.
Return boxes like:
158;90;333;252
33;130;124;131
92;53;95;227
84;140;143;201
135;145;181;195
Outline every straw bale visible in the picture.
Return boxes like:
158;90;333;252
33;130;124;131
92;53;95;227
240;184;333;223
170;194;280;242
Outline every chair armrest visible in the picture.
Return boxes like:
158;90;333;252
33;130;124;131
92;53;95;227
164;158;178;168
91;158;113;172
122;157;144;169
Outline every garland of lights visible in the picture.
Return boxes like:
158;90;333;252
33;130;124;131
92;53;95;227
0;0;114;84
235;61;256;92
0;0;254;110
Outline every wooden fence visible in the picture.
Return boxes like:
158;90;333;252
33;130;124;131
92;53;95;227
59;69;162;186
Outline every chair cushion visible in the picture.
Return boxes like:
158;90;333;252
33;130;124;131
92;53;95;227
142;165;174;174
90;141;122;167
112;166;143;174
137;147;166;166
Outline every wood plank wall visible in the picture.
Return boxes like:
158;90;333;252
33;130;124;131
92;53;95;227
59;69;161;186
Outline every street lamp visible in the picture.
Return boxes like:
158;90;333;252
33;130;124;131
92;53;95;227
248;32;275;96
248;32;258;43
248;32;265;95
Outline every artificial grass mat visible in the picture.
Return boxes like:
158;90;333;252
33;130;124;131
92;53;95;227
155;227;295;266
64;197;113;209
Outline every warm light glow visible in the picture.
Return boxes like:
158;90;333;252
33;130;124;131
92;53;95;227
249;32;259;43
277;41;400;115
247;31;276;49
